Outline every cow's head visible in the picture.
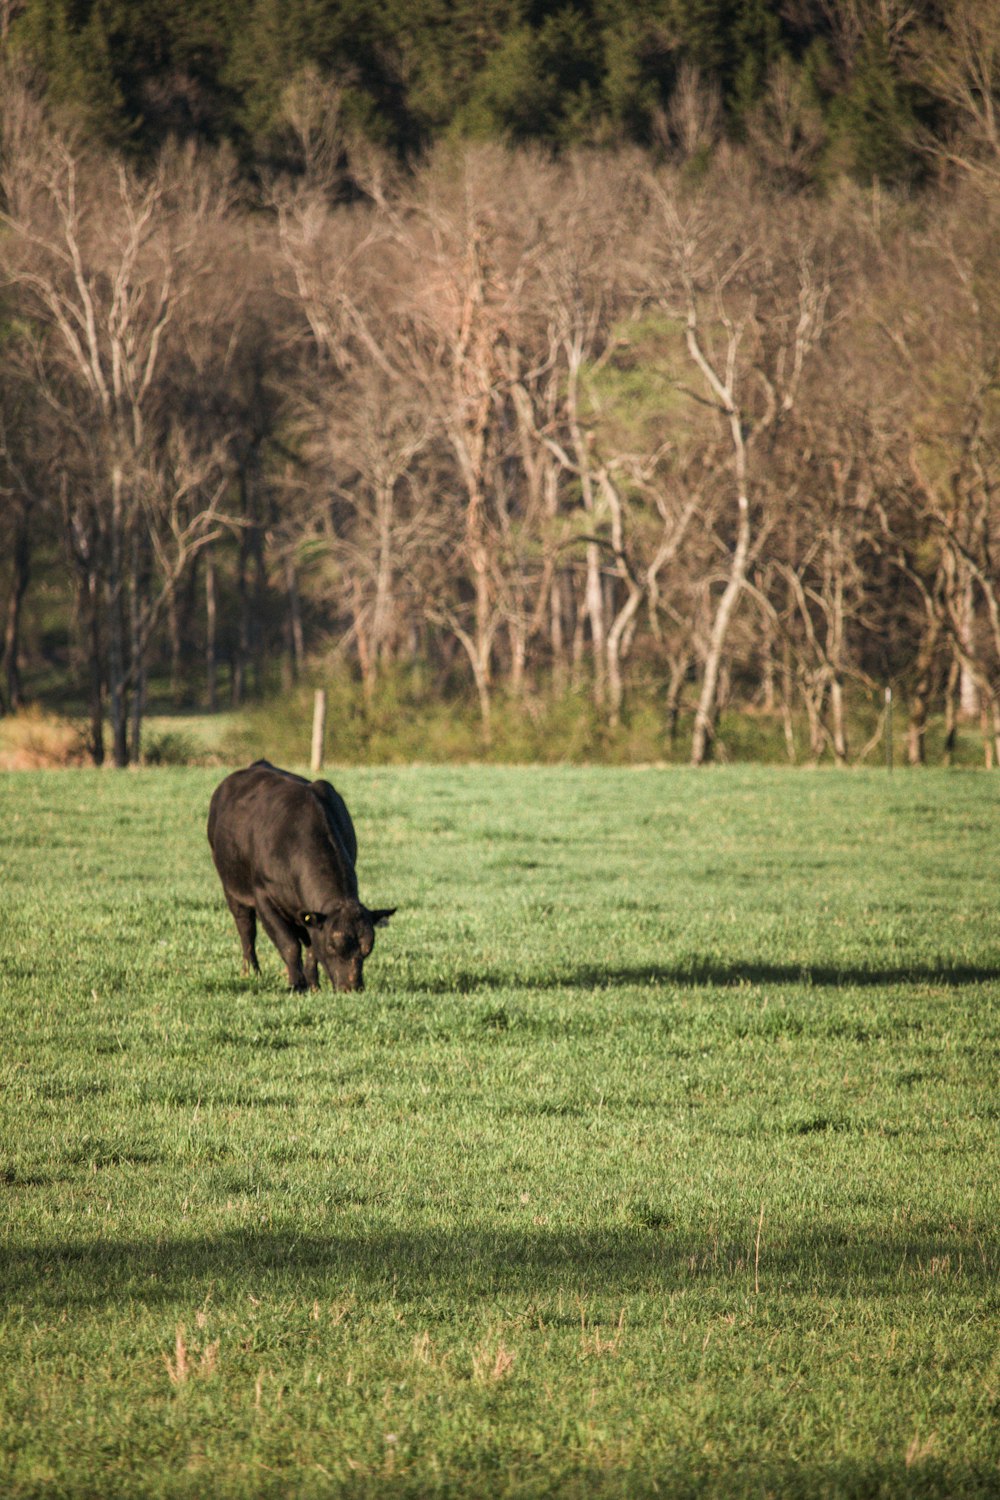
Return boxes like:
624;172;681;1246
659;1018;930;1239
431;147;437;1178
302;902;395;991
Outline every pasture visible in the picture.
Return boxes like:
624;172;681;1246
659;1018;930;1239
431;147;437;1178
1;764;999;1498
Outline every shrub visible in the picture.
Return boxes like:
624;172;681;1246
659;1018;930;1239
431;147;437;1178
140;729;207;766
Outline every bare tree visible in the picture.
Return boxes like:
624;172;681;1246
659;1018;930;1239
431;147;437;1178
745;57;829;190
0;385;41;714
862;185;1000;764
909;0;1000;187
0;94;241;761
648;175;831;763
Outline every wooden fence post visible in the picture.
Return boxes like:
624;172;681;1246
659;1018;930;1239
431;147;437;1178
310;688;326;773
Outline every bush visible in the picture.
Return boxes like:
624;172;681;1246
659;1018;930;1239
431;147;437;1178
140;728;208;766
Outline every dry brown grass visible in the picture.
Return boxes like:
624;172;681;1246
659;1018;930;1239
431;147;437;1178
164;1324;220;1386
0;707;90;769
471;1336;516;1384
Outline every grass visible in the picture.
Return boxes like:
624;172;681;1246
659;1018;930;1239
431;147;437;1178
1;764;999;1497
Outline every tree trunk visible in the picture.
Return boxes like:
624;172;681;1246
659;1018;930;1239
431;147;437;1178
801;676;827;761
129;665;146;764
665;653;690;750
167;582;183;708
251;518;267;696
827;529;848;765
107;463;129;768
585;540;606;708
683;293;753;767
466;487;494;710
562;337;607;707
508;616;526;698
83;567;105;765
205;543;218;713
284;554;304;688
372;482;395;671
352;575;375;703
906;601;943;766
452;620;492;743
830;676;848;765
983;690;1000;762
606;583;643;728
759;593;777;714
780;674;797;763
981;700;996;769
440;610;493;745
942;651;961;765
168;555;199;709
2;499;30;712
550;571;567;692
232;521;248;707
471;651;492;745
128;524;147;764
956;570;979;719
691;491;750;765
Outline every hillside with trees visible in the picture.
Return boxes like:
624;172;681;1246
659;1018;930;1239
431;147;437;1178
1;1;999;766
0;0;957;180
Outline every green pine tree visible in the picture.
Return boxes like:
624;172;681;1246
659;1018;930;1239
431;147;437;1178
10;0;130;146
828;23;921;184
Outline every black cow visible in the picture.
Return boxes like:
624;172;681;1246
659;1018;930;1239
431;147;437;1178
208;760;394;992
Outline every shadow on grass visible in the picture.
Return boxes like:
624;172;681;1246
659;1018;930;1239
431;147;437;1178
407;961;1000;995
3;1221;998;1311
318;1458;1000;1498
185;1456;1000;1499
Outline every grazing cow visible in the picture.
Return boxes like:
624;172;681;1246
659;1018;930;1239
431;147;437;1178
208;760;394;992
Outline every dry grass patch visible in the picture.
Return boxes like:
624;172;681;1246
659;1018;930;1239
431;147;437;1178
471;1336;517;1384
0;707;89;769
164;1324;220;1386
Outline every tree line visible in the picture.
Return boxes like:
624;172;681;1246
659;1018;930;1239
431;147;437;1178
0;0;980;187
0;6;998;766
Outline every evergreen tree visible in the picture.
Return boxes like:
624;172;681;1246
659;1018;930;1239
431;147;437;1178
828;22;922;184
726;0;785;130
0;0;957;180
461;3;605;145
11;0;129;146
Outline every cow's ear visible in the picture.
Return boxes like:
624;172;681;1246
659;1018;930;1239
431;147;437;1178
369;907;396;927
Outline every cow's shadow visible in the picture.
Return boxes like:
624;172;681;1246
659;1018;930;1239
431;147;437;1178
2;1227;993;1492
3;1220;998;1311
407;960;1000;994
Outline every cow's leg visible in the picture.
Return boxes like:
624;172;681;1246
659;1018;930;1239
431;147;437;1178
255;896;307;990
302;936;320;991
226;893;260;976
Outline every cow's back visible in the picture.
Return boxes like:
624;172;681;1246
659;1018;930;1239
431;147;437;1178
208;761;357;905
311;779;358;867
208;762;287;899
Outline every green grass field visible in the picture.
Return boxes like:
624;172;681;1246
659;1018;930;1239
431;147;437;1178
1;765;999;1498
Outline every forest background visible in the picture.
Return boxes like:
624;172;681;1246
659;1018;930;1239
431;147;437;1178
0;0;999;769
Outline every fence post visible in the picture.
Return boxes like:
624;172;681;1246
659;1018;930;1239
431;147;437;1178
885;686;893;773
310;688;326;773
